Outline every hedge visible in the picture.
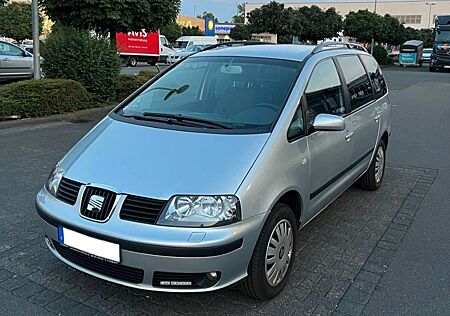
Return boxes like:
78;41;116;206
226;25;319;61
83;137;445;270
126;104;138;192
116;70;158;102
0;79;92;118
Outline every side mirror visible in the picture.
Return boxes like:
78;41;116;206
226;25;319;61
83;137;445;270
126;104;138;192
313;114;345;131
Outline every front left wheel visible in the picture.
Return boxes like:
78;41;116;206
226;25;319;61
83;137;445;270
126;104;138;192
239;203;297;300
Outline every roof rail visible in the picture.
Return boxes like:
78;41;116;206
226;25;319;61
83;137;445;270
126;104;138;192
200;41;274;52
312;41;368;54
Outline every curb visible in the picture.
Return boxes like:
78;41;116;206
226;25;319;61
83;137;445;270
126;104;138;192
0;106;115;130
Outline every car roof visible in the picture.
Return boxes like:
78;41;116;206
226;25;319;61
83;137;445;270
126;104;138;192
195;44;316;62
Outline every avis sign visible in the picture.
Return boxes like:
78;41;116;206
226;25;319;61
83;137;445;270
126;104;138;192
116;30;160;56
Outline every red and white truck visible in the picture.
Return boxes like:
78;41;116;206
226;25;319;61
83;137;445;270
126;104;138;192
116;30;174;67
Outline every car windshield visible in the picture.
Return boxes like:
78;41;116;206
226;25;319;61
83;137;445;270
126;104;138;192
436;30;450;42
174;41;189;49
185;45;203;52
118;56;301;133
423;48;432;53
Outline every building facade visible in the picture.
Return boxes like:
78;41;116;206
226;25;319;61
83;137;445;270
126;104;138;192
246;1;450;29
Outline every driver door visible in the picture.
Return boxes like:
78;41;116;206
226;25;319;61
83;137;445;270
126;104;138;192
303;58;353;220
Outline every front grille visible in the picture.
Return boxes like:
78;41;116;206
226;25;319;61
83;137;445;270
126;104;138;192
80;187;116;221
53;241;144;283
120;195;166;224
56;178;82;205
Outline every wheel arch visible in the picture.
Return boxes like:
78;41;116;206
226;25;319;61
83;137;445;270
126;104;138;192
274;190;303;229
381;130;389;149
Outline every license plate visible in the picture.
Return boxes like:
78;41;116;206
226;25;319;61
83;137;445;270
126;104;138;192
58;226;120;263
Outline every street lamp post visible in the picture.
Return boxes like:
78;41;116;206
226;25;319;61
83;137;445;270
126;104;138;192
194;4;199;18
31;0;40;79
426;2;437;29
370;0;378;55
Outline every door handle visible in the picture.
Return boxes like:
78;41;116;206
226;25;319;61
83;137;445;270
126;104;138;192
2;58;9;61
345;131;354;141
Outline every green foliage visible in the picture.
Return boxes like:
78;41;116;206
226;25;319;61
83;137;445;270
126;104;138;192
372;45;388;65
42;26;120;100
247;2;341;43
182;26;203;36
0;79;92;118
232;3;246;24
40;0;180;36
230;24;251;41
299;6;342;43
403;28;434;47
160;22;182;43
116;70;157;102
197;11;219;22
381;14;404;46
0;3;42;41
344;10;384;43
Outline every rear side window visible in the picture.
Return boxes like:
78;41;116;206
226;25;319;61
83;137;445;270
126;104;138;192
304;59;345;128
337;55;374;111
360;55;388;99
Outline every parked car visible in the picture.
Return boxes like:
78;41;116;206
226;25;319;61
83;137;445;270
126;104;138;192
167;44;208;64
388;46;400;61
422;48;432;63
0;40;33;81
172;36;217;51
36;42;391;300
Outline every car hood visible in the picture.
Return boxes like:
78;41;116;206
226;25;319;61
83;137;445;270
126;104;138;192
61;116;270;200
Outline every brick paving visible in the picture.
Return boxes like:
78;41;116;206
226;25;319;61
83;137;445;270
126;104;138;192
0;163;435;315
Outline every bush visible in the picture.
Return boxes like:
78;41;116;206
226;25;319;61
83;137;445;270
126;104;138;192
42;25;120;100
372;45;388;65
116;70;158;102
0;79;92;118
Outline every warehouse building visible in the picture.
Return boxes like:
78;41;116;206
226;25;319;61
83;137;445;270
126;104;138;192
246;1;450;29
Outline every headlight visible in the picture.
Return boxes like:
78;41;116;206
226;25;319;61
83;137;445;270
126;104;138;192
157;195;241;227
45;165;64;196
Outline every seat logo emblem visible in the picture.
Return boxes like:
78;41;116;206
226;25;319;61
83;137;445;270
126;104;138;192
87;195;104;213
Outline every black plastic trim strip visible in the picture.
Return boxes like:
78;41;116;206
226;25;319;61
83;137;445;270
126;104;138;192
36;204;243;257
310;148;374;200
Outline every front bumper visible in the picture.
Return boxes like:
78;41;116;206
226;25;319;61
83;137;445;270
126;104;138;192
36;188;265;292
430;54;450;68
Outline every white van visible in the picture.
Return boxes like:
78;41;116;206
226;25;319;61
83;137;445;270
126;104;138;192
173;36;218;51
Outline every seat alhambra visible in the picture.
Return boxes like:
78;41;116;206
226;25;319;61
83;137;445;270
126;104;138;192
36;42;391;300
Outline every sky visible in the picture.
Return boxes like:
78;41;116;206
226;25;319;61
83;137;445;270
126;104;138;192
179;0;445;22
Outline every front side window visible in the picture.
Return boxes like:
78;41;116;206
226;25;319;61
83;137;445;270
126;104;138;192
118;57;301;133
304;58;345;129
360;55;387;99
173;41;189;49
0;42;23;56
337;55;374;111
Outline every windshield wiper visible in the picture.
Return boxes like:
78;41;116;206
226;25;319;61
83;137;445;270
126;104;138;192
141;85;190;101
142;112;233;129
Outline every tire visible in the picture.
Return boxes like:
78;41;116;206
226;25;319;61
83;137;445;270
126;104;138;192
127;56;138;67
359;139;386;191
430;67;436;72
239;203;297;300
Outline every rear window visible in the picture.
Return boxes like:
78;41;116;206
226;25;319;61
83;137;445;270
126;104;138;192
118;56;301;133
337;55;374;111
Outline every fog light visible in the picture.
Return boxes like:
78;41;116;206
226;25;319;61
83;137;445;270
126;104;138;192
206;271;218;281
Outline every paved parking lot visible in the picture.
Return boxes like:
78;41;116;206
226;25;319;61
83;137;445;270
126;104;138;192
0;68;449;315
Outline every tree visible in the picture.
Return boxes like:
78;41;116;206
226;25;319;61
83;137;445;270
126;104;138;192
230;24;251;40
0;0;6;6
197;11;218;23
380;14;404;45
344;10;385;43
247;1;298;42
40;0;180;47
0;3;42;41
298;6;342;43
232;3;247;24
182;26;203;36
160;22;182;43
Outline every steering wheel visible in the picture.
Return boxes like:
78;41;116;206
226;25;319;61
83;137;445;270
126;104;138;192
255;103;279;112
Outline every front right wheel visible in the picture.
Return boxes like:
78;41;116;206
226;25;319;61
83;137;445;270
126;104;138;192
239;203;297;300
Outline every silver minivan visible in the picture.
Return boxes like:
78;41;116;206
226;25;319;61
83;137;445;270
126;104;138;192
0;40;33;81
36;42;391;300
